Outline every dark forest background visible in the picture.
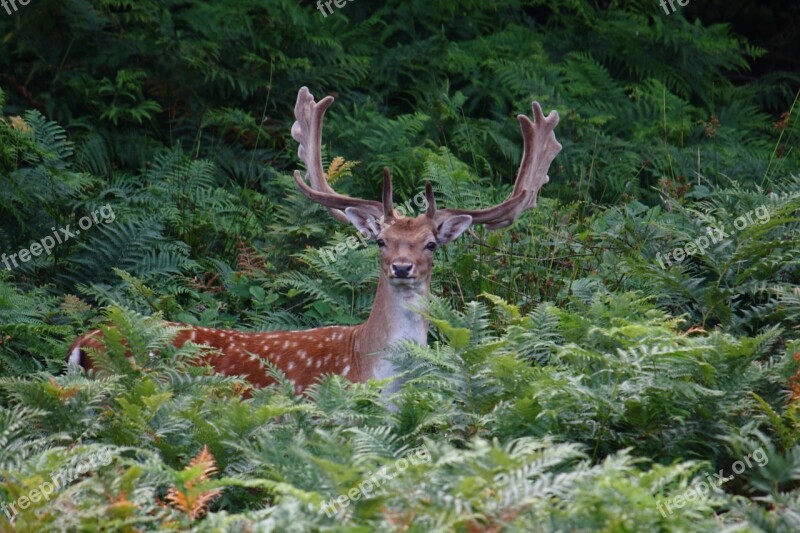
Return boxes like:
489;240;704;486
0;1;799;530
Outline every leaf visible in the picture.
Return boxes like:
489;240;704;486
481;293;521;320
430;318;471;350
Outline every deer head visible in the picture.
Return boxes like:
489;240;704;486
291;87;562;297
340;172;472;301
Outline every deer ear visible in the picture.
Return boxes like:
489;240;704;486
436;214;472;244
344;207;382;239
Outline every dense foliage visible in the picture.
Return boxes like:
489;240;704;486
1;0;798;530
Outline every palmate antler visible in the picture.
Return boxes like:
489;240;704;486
432;102;562;229
291;87;387;224
291;87;561;229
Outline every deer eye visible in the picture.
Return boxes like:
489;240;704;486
425;242;437;251
376;239;386;248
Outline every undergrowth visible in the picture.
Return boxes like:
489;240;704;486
1;1;799;531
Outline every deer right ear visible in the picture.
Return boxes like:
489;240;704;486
436;214;473;244
344;207;382;239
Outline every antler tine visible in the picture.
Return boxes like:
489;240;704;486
424;181;436;219
382;167;394;222
435;101;562;229
291;87;384;224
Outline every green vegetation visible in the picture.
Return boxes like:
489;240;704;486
1;1;798;530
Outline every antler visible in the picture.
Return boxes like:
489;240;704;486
291;87;387;224
433;102;562;229
292;87;560;231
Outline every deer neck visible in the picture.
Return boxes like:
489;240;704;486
355;275;429;383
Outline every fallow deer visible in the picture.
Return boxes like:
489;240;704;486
67;87;562;395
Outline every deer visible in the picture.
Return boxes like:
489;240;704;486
66;87;562;396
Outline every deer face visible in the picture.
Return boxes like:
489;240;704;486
377;217;435;287
345;209;473;289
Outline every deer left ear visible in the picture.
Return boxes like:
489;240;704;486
436;215;473;244
344;207;382;239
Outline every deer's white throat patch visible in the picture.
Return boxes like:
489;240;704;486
373;295;427;397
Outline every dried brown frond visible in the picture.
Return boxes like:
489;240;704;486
789;352;800;402
106;493;137;519
773;111;790;131
465;507;521;532
61;294;93;315
230;381;254;398
684;326;707;336
48;377;81;404
191;272;224;294
7;115;32;133
325;156;360;184
236;239;267;276
164;445;222;520
702;115;719;139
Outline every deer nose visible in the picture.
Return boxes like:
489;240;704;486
391;261;414;278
